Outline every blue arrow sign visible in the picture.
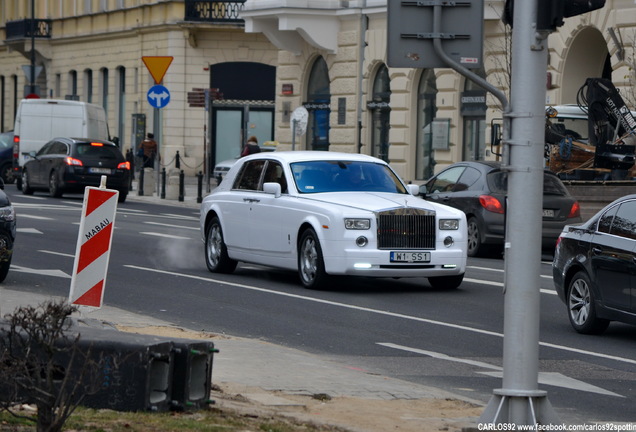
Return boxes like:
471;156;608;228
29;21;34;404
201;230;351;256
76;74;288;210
147;85;170;109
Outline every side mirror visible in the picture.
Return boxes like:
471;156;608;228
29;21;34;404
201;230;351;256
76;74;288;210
406;184;419;196
263;182;282;198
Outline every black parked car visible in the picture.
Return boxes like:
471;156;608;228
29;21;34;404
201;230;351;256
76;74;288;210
0;178;16;283
21;137;130;202
420;161;582;256
553;194;636;334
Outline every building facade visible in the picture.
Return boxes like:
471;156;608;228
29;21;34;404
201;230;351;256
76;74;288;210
0;0;632;182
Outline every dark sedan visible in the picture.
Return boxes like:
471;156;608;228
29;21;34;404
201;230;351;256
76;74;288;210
21;137;130;202
420;161;582;256
553;194;636;334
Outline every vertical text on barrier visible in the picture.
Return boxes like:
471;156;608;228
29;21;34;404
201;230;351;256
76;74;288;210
69;183;119;308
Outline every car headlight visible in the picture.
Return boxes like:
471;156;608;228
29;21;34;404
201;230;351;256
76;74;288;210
345;218;370;230
0;206;15;222
439;219;459;230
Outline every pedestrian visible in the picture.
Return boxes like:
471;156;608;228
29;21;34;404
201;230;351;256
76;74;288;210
241;135;261;157
139;133;157;168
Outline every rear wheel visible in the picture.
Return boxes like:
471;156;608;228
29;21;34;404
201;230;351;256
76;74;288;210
428;274;464;290
567;271;609;334
298;229;328;289
205;216;237;274
49;171;62;198
467;217;482;257
0;163;15;184
118;192;127;203
21;170;33;195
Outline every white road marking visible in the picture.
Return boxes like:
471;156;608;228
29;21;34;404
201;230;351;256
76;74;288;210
464;277;557;295
39;250;74;258
139;232;192;240
124;265;636;367
144;221;199;230
377;342;623;397
10;265;71;278
17;228;43;234
16;214;54;220
468;265;553;280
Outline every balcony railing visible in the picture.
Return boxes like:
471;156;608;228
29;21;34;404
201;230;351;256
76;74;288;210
5;19;52;41
185;0;246;23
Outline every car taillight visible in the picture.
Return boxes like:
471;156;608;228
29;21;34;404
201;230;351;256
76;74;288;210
65;157;83;166
479;195;505;214
118;161;130;170
568;201;580;218
12;135;19;161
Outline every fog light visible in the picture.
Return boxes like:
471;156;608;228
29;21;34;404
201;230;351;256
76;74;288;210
356;236;368;247
443;236;454;247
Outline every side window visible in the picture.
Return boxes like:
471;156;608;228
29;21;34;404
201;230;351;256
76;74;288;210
233;160;266;191
427;167;465;193
50;142;68;155
597;206;618;234
455;167;481;192
609;201;636;240
262;161;288;193
37;142;54;156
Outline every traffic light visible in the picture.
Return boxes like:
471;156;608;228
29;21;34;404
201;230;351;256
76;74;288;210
503;0;606;31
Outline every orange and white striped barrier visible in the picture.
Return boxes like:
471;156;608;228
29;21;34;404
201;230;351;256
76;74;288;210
69;177;119;308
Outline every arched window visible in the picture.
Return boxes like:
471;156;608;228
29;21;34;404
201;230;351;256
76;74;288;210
416;69;437;180
461;69;487;161
368;64;391;162
306;57;330;151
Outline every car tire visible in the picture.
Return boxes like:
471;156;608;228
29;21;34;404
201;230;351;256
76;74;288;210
118;192;127;203
298;229;328;289
21;170;33;195
49;171;63;198
428;274;464;290
467;217;483;257
0;232;13;283
567;271;610;334
205;216;237;274
0;163;15;184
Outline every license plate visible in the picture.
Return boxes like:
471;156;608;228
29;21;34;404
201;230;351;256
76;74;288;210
390;251;431;263
543;209;555;218
89;168;112;174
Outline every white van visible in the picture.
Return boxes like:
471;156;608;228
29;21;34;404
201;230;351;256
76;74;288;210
13;99;110;187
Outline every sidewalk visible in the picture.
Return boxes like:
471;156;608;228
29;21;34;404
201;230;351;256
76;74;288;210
0;287;483;432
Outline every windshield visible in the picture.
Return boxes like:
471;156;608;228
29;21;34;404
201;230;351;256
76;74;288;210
291;160;408;194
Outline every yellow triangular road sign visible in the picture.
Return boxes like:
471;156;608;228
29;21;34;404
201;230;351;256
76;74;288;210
142;56;174;84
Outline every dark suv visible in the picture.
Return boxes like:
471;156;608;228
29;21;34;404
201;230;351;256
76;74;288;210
21;137;130;202
420;161;582;257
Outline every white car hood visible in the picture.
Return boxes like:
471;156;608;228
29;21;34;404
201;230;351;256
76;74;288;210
302;192;448;214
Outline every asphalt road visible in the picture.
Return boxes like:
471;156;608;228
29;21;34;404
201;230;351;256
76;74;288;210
4;186;636;426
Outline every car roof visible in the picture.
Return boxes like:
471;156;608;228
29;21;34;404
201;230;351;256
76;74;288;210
241;151;388;164
51;137;117;146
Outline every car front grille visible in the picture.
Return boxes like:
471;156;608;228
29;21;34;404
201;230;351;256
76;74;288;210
377;208;436;249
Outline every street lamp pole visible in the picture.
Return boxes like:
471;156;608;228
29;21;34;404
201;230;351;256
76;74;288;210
30;0;36;96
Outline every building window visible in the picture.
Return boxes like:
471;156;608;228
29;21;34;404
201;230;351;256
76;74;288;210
1;76;5;132
368;64;391;162
84;69;93;103
461;69;487;161
100;68;109;113
415;69;438;180
116;66;126;147
68;70;78;99
306;57;330;151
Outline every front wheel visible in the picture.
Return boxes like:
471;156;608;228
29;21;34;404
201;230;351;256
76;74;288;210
567;271;609;334
428;274;464;290
205;216;237;274
298;229;328;289
21;170;33;195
